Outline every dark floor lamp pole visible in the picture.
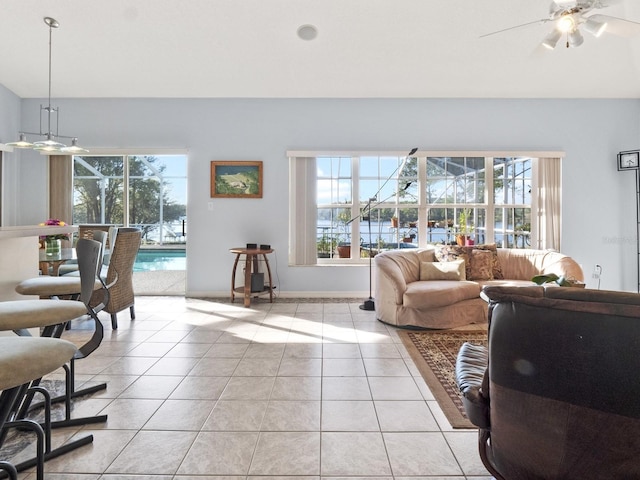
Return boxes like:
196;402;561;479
349;147;418;312
360;198;375;311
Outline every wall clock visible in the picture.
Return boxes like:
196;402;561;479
618;151;640;170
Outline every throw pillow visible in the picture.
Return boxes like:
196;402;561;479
434;245;470;264
420;260;466;281
468;249;494;281
472;243;504;279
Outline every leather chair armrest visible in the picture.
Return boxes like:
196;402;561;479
456;342;490;429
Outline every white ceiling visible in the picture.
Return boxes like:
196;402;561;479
2;0;640;99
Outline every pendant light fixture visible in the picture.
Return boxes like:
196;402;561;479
7;17;88;154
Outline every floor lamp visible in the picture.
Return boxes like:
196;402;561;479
351;147;419;311
359;198;375;311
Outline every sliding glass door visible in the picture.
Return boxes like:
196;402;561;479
73;154;187;245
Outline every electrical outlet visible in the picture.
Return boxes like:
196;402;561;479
592;264;602;280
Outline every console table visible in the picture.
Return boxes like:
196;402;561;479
230;247;274;307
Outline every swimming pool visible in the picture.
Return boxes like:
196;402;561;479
134;249;186;272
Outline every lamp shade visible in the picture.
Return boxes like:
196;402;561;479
6;133;34;148
542;30;562;49
61;138;89;154
568;29;584;47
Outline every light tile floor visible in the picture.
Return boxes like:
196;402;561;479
9;296;492;479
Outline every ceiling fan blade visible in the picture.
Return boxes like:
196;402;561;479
551;0;578;12
480;18;550;39
587;13;640;37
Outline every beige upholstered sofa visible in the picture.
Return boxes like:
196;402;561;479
374;246;584;329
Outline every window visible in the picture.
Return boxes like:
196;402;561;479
73;154;187;245
289;151;561;265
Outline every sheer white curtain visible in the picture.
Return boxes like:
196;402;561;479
289;157;317;265
537;157;562;250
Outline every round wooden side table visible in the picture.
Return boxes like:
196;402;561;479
230;247;274;307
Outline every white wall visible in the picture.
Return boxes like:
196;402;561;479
6;97;640;294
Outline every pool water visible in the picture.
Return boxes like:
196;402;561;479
134;249;186;271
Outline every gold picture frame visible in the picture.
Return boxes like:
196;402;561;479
210;161;263;198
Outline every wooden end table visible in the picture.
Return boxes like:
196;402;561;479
230;247;274;307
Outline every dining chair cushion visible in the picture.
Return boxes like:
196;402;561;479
0;299;87;331
15;276;101;297
0;337;77;391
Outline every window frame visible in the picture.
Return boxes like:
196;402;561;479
71;149;188;245
288;150;562;266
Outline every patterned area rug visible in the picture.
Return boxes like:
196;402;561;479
399;329;487;429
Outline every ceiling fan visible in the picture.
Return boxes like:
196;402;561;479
481;0;640;49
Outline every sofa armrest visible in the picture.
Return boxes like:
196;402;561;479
540;256;584;283
374;254;409;304
455;342;490;429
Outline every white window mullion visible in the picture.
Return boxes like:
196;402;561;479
418;156;427;248
351;156;360;259
485;157;495;244
123;155;130;227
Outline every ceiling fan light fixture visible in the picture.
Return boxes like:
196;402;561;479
568;28;584;47
542;30;562;49
584;17;607;37
557;14;576;33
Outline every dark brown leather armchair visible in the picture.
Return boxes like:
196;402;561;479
456;285;640;480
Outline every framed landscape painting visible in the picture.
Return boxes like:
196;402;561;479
210;161;263;198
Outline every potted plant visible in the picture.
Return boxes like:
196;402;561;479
456;209;474;246
317;233;335;258
391;216;399;228
336;209;352;258
402;227;417;243
532;273;585;288
336;241;351;258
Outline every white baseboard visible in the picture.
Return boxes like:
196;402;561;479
186;290;369;299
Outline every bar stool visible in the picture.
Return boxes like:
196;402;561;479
0;299;107;426
0;336;90;480
15;232;106;301
9;239;111;419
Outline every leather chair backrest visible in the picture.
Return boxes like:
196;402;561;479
483;285;640;479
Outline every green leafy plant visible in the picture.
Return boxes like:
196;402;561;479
532;273;579;287
458;209;470;235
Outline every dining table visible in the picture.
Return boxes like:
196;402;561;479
39;247;75;276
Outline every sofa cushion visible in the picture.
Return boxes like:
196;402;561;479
404;280;482;309
434;245;470;264
435;244;505;280
420;260;465;281
472;243;504;279
468;249;494;281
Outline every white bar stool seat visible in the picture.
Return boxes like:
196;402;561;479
15;276;101;298
0;300;87;332
0;337;83;480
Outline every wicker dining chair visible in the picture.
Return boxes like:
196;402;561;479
90;227;141;329
57;229;109;276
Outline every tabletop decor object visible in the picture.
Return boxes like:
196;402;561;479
39;219;70;256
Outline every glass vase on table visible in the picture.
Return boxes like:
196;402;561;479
45;238;62;256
